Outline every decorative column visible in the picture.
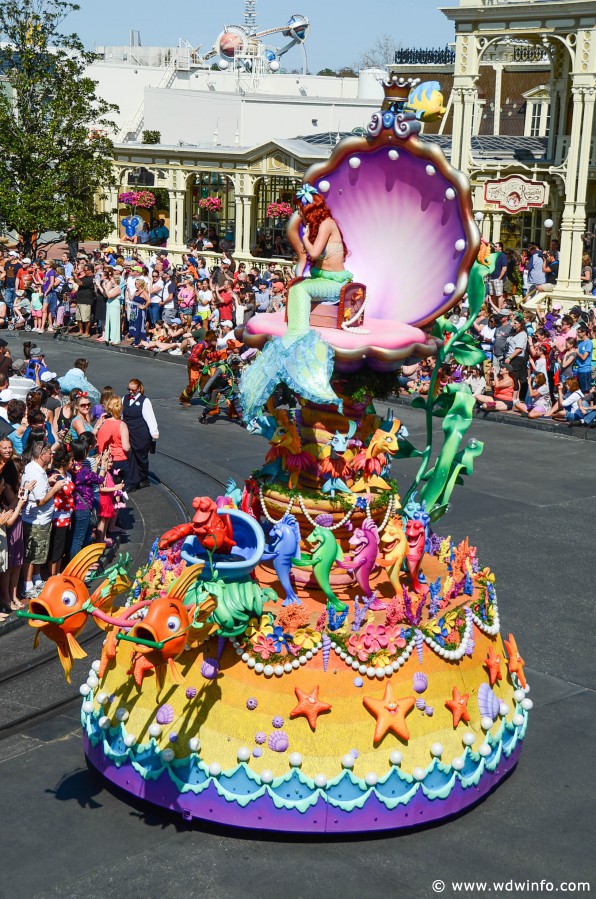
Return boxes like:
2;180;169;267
450;33;479;174
174;190;186;246
557;83;587;291
241;196;254;256
491;213;503;244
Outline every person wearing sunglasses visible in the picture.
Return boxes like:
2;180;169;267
69;393;105;446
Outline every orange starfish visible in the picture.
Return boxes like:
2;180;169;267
484;645;503;686
445;686;471;727
289;685;332;731
363;683;415;743
504;633;527;689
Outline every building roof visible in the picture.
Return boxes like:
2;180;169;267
426;134;548;163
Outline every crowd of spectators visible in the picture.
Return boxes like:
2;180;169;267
0;341;159;621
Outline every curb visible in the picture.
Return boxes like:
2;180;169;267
386;394;596;442
53;332;188;365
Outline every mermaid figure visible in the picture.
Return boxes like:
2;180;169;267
240;185;351;421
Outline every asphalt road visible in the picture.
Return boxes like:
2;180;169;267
0;334;594;899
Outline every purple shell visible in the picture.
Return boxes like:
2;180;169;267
349;749;359;759
185;687;197;700
255;731;267;745
314;513;334;528
478;683;500;720
246;697;258;710
413;672;428;694
415;698;426;711
268;731;289;753
253;747;263;758
201;658;219;680
272;715;284;729
156;704;174;725
425;706;434;717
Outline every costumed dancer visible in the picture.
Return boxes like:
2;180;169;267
240;185;352;421
122;378;159;492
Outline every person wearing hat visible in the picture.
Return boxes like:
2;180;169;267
24;347;50;382
8;359;36;398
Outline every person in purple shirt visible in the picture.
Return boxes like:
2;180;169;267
69;437;109;559
40;260;58;333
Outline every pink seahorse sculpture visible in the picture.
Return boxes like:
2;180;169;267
336;518;385;610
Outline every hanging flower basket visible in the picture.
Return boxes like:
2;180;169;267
199;196;223;213
266;202;293;220
118;190;156;209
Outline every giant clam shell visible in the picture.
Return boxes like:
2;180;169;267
478;683;500;720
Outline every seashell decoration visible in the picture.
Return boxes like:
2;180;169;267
415;698;426;711
268;731;290;753
272;715;284;729
156;704;174;726
254;731;267;745
201;658;219;680
185;687;197;700
413;672;428;694
478;683;500;721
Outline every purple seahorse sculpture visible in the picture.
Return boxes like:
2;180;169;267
336;518;385;610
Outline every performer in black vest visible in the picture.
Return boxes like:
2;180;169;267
122;378;159;491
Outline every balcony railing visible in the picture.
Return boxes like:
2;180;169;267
555;135;596;168
393;46;455;66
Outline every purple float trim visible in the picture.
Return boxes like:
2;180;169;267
84;735;522;834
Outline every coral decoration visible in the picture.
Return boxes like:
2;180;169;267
504;633;527;689
276;605;310;632
362;683;416;743
289;685;332;730
484;645;503;686
118;190;156;209
453;538;470;575
384;594;406;626
445;686;471;727
266;201;293;219
198;196;223;212
438;537;452;564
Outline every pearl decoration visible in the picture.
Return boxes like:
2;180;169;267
366;667;376;678
431;743;444;758
479;743;492;757
462;732;475;746
237;747;251;762
79;684;91;696
241;653;250;662
91;660;101;672
254;662;264;674
314;774;327;788
260;769;274;784
352;661;359;670
375;669;384;680
443;283;455;295
426;164;436;176
452;757;465;771
389;751;402;766
289;753;303;767
359;665;367;675
96;692;108;705
349;157;361;169
481;717;494;731
455;239;466;252
305;651;313;660
87;675;98;688
299;656;307;666
499;702;510;717
513;713;524;726
161;748;175;762
513;689;525;703
115;708;128;722
292;659;300;669
82;701;94;714
365;772;378;786
445;188;456;200
384;666;393;677
148;723;162;737
521;698;533;711
247;658;256;669
318;180;330;192
342;754;355;768
123;733;136;747
388;149;399;160
188;737;201;752
263;665;273;678
98;715;110;729
209;762;221;776
283;663;293;674
413;767;426;781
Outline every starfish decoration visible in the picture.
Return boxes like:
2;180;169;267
484;645;503;686
363;683;415;743
445;686;470;728
289;685;332;731
504;633;527;689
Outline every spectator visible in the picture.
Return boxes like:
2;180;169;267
0;338;13;379
9;359;36;399
47;443;75;577
69;439;109;560
526;245;547;292
58;358;100;404
488;242;507;312
575;323;593;393
72;263;95;337
581;253;593;295
96;396;131;485
21;442;65;598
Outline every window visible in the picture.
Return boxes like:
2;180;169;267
192;173;235;248
530;104;541;137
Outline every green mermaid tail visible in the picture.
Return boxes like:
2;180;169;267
240;269;352;422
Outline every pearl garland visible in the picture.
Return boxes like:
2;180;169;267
469;595;500;636
297;493;353;531
259;486;398;536
232;636;322;677
258;486;295;524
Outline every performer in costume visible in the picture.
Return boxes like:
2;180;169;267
240;185;351;421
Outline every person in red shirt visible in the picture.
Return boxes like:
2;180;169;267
215;284;234;325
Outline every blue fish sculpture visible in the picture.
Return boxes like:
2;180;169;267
262;513;302;606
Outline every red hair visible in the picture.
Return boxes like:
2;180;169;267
297;193;348;260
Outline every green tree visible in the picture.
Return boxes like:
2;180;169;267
0;0;118;254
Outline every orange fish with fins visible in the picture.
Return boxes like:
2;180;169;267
22;545;132;683
122;563;217;691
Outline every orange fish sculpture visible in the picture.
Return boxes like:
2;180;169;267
20;544;131;683
122;563;217;691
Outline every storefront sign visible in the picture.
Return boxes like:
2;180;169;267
483;176;548;213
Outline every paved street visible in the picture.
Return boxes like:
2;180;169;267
0;334;593;899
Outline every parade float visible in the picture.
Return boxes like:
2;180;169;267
20;77;531;833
